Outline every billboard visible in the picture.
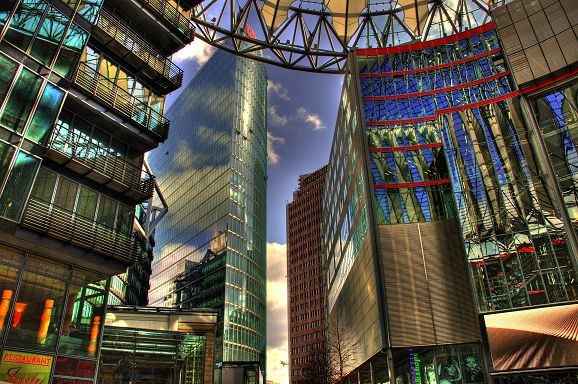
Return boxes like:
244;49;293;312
0;350;54;384
484;304;578;371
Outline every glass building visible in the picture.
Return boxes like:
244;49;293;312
0;0;193;382
147;45;267;384
322;1;578;383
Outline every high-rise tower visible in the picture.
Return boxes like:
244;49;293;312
286;165;327;384
0;0;193;381
322;3;578;383
147;45;267;384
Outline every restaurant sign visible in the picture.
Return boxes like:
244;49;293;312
0;351;53;384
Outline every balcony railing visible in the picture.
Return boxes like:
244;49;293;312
73;62;170;141
21;198;139;264
45;128;155;201
96;9;184;90
138;0;193;40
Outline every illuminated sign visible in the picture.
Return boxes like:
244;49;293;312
0;351;54;384
408;348;422;384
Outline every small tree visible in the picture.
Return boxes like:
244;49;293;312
326;315;359;384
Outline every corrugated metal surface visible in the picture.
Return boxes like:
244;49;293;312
379;221;480;347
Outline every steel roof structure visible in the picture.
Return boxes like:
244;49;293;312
189;0;494;73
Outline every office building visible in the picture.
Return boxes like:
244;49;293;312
0;0;193;382
147;45;267;383
322;0;578;383
286;165;327;384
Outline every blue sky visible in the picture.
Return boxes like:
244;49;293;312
168;40;342;384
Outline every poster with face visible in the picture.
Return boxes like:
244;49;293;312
484;304;578;371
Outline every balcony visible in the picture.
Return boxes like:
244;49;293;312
44;128;155;202
93;9;184;93
105;0;194;53
21;198;139;265
72;62;170;142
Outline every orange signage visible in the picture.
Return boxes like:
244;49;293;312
0;351;53;384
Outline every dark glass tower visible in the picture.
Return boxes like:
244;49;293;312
148;46;267;383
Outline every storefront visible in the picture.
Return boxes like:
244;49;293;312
0;243;108;384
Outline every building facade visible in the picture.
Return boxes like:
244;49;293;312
0;0;192;382
147;46;267;383
286;166;327;384
323;1;578;383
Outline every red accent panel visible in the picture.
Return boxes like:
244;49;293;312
356;22;495;56
363;72;511;100
373;179;451;189
366;116;436;126
359;48;502;77
436;91;521;115
365;92;521;126
521;67;578;95
369;142;443;152
527;290;546;295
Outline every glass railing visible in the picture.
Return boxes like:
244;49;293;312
73;62;170;141
97;9;184;89
21;197;138;264
45;128;155;199
137;0;193;39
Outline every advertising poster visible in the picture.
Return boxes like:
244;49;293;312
484;304;578;371
0;350;54;384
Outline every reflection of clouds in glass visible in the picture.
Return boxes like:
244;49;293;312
267;132;285;165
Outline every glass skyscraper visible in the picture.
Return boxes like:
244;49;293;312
322;1;578;383
148;45;267;384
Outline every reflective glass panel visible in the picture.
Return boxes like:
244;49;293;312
0;150;40;221
25;83;64;143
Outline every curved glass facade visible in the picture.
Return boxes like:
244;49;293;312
356;23;578;313
148;47;267;377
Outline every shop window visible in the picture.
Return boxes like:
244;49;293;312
0;150;41;221
0;67;43;133
59;269;106;358
5;256;68;351
0;245;23;340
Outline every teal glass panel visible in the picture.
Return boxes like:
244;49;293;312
30;8;68;66
0;0;18;32
0;150;40;221
0;67;43;133
77;0;104;24
25;83;64;143
0;141;15;186
0;54;18;107
54;22;88;78
4;0;46;52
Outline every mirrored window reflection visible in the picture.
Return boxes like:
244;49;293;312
59;270;105;358
5;256;68;351
0;67;42;132
0;149;41;221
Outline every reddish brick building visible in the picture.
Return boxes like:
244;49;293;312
286;165;328;384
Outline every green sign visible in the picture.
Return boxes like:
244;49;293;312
0;350;53;384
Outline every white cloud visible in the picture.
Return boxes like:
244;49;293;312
268;106;288;127
267;132;285;165
296;107;326;130
267;242;289;384
267;80;291;101
173;40;215;66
